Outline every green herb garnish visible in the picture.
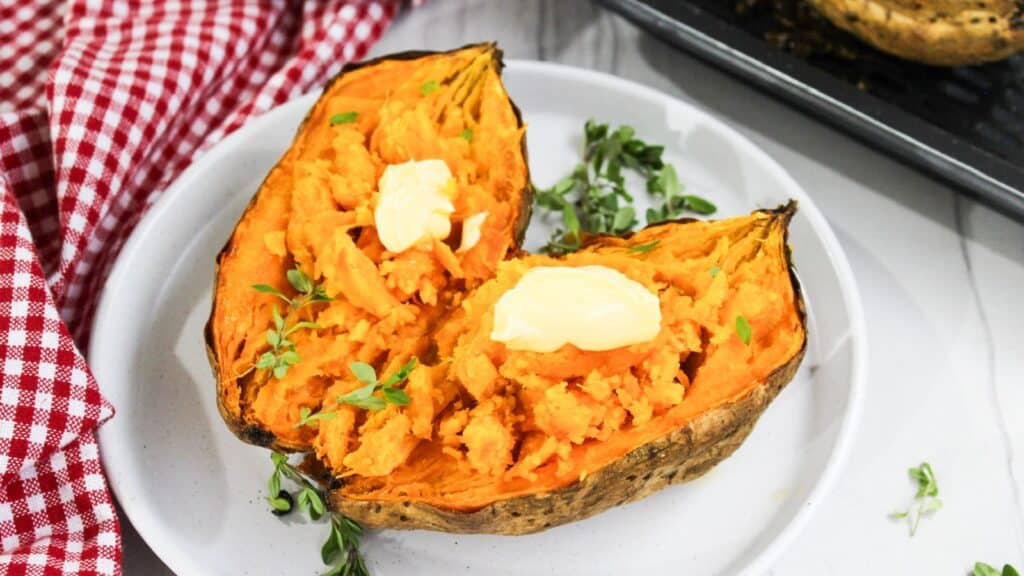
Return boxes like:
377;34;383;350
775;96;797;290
645;166;716;222
266;452;369;576
252;267;331;379
735;315;752;346
974;563;1021;576
329;112;358;125
294;406;338;428
709;265;722;277
420;80;439;95
890;462;942;536
267;451;325;519
535;120;716;255
459;128;473;142
628;240;660;254
320;514;369;576
295;357;417;428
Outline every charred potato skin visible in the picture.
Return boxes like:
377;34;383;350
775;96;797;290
808;0;1024;66
205;44;533;453
328;205;808;535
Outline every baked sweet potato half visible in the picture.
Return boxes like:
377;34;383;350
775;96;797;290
206;44;531;452
313;204;806;534
807;0;1024;65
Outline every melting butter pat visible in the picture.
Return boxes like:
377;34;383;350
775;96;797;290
490;266;662;352
375;159;456;253
457;211;488;253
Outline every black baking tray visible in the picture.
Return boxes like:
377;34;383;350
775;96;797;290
599;0;1024;221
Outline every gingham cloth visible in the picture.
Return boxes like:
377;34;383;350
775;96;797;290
0;1;398;573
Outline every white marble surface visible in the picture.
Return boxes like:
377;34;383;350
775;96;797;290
121;1;1024;573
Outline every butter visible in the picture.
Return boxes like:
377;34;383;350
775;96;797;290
375;159;456;253
457;211;488;253
490;266;662;352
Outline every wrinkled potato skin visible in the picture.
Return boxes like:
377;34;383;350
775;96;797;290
809;0;1024;65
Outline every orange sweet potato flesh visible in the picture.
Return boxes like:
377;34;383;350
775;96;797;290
315;205;805;533
206;44;530;451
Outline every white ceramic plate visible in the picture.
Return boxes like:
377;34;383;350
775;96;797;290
90;61;866;576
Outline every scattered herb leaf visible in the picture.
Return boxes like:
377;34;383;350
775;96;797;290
382;357;418;387
891;462;942;536
534;120;716;254
420;80;439;95
628;240;660;254
459;128;473;142
735;315;752;346
909;462;939;498
268;490;293;515
709;265;722;277
682;194;717;215
350;362;377;385
974;563;1021;576
293;406;339;429
329;112;358;126
251;283;290;303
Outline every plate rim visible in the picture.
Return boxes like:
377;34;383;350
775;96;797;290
90;58;867;576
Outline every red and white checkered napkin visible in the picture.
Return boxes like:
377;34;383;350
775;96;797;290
0;1;398;573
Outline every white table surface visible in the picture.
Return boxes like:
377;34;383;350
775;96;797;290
121;1;1024;573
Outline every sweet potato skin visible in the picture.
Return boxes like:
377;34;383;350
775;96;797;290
326;205;807;534
205;43;532;452
808;0;1024;66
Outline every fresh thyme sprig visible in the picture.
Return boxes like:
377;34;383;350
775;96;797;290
321;515;369;576
265;452;369;576
294;358;418;428
890;462;942;536
974;562;1021;576
267;451;325;519
535;120;717;255
252;267;331;379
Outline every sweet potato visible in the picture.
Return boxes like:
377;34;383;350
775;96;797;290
808;0;1024;65
314;205;806;534
206;44;531;451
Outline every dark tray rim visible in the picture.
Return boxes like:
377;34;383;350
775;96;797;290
600;0;1024;221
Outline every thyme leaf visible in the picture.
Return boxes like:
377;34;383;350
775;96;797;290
735;315;752;346
329;112;358;125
